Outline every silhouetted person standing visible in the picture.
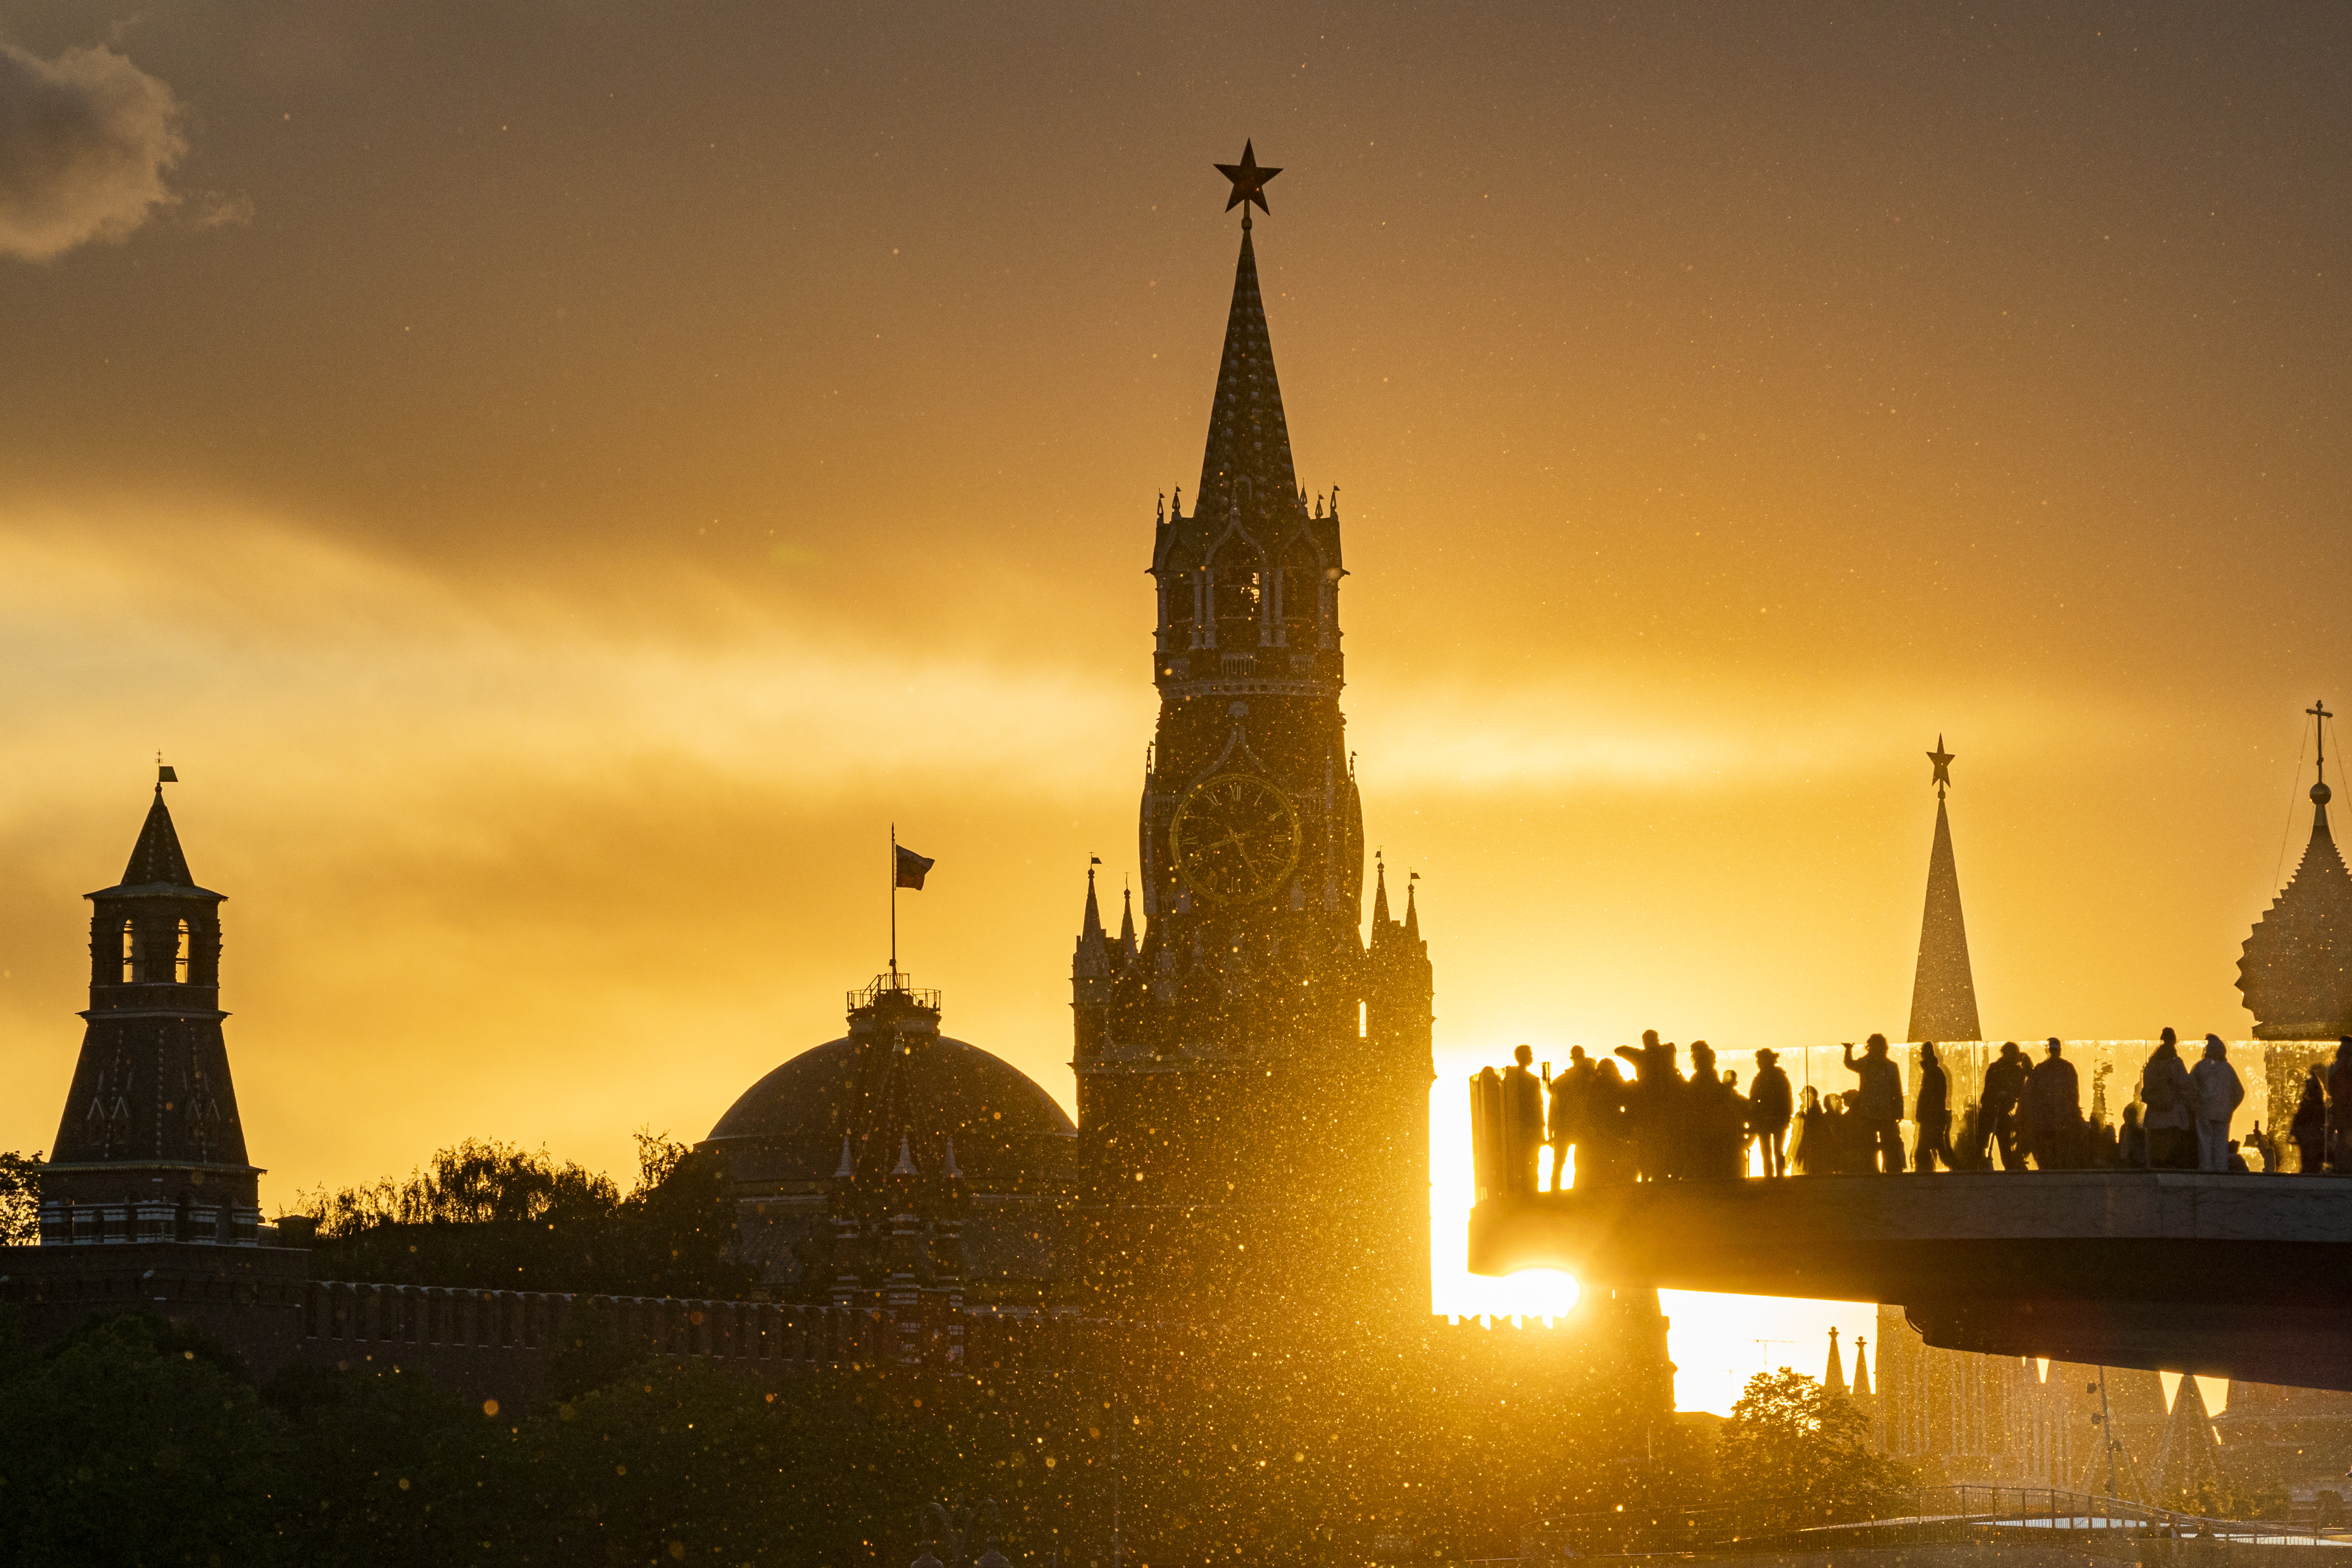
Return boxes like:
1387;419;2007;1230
1822;1092;1859;1172
1980;1042;2028;1171
1750;1048;1794;1177
2025;1038;2081;1170
2330;1039;2352;1174
1912;1040;1954;1172
2189;1034;2245;1173
1842;1033;1905;1174
2140;1029;2195;1170
1615;1030;1683;1182
1548;1045;1598;1190
2293;1063;2329;1174
1582;1057;1633;1185
2118;1102;2150;1169
1792;1085;1824;1175
1503;1044;1544;1194
1687;1041;1744;1178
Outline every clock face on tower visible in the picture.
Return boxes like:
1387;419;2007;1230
1171;773;1301;905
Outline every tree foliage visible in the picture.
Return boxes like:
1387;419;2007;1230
1714;1367;1913;1530
292;1131;754;1299
0;1150;41;1245
0;1312;280;1565
0;1300;1704;1568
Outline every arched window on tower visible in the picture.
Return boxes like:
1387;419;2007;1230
175;920;190;984
120;919;139;983
1279;536;1320;649
1211;543;1263;650
1161;549;1198;651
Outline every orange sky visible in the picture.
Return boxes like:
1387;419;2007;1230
1;3;2345;1412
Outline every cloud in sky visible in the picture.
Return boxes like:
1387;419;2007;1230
0;40;186;261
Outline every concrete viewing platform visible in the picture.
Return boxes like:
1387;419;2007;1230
1468;1173;2352;1389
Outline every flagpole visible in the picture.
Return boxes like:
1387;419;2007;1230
890;823;899;981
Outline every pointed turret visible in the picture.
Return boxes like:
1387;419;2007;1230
1825;1327;1849;1396
1118;885;1139;967
2241;701;2352;1037
1404;873;1421;943
1906;738;1984;1042
110;784;207;894
1073;866;1110;980
1371;854;1392;928
1071;864;1116;1059
1851;1335;1873;1401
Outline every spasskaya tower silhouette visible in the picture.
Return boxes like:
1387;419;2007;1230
1070;147;1434;1325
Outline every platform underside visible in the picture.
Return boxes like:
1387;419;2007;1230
1466;1172;2352;1389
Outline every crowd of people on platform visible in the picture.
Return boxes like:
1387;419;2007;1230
1486;1031;2352;1191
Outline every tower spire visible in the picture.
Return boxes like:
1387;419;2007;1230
1907;740;1983;1042
1191;191;1297;530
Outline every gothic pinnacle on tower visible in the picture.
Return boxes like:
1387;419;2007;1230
2239;699;2352;1037
1906;736;1983;1043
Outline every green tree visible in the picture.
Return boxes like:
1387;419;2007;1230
0;1313;278;1566
1714;1367;1911;1531
0;1150;41;1244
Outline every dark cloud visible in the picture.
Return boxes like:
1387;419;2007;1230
0;39;185;261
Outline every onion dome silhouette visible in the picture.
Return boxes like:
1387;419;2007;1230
2241;702;2352;1039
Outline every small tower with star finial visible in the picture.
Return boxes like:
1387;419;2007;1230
2239;700;2352;1037
1906;736;1984;1044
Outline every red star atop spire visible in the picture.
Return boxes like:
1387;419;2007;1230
1214;140;1281;214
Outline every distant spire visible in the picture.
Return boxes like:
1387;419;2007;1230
941;1135;963;1181
1118;883;1138;960
2240;699;2352;1037
892;1133;918;1177
1851;1336;1873;1401
1371;852;1391;927
1404;871;1421;942
1906;742;1983;1042
834;1134;856;1180
1824;1327;1848;1396
2148;1369;2220;1501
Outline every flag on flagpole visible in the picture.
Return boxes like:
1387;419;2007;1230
894;844;935;890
